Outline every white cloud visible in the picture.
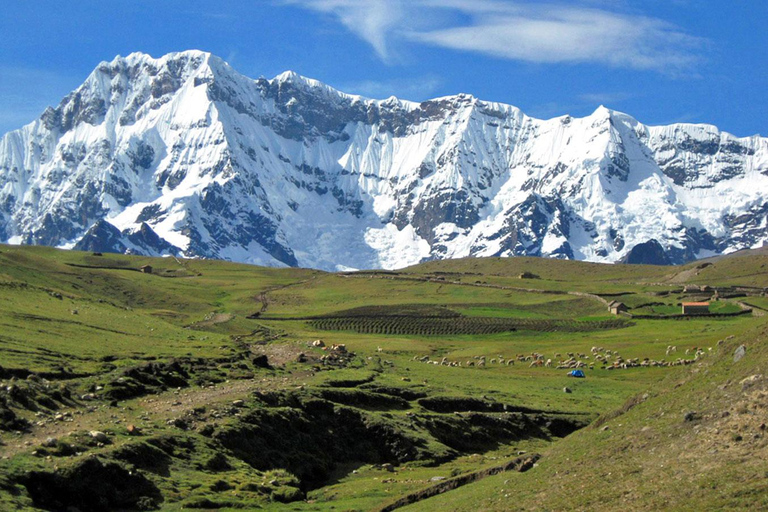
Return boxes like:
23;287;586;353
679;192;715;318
284;0;704;73
283;0;406;62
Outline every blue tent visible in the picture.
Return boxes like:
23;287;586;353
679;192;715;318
568;369;585;378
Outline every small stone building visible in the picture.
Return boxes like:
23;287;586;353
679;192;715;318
682;302;710;315
608;301;628;315
139;265;153;274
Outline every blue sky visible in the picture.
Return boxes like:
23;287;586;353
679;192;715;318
1;0;766;136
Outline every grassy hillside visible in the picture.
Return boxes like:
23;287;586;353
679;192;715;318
0;244;765;511
404;318;768;511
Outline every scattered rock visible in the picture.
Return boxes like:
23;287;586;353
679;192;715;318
42;437;58;448
684;411;698;422
740;374;762;388
89;431;108;443
232;399;245;408
171;418;189;430
126;424;141;436
430;476;446;482
563;387;572;394
312;340;325;348
733;345;747;363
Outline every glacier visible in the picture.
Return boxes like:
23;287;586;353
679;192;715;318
0;50;766;271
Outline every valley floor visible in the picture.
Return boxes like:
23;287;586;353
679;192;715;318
1;246;767;511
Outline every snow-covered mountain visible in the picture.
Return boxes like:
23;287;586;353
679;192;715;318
1;50;766;270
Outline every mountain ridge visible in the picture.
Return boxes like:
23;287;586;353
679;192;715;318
0;50;766;270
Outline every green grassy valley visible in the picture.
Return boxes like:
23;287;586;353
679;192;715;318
0;245;766;511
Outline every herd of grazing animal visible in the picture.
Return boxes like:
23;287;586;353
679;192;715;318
411;344;713;371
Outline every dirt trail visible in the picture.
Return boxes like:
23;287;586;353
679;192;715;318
342;273;610;307
251;276;317;315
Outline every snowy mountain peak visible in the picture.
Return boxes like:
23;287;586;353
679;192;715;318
274;70;307;84
0;50;766;270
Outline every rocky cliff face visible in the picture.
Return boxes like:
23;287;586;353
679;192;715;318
0;50;766;270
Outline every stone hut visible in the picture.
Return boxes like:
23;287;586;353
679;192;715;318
608;301;628;315
139;265;153;274
682;302;710;315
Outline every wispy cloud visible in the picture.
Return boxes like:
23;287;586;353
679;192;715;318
283;0;406;62
284;0;704;73
340;75;442;101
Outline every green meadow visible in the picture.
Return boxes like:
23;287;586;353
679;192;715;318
0;244;766;511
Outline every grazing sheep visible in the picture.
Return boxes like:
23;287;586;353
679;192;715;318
506;359;515;366
545;359;552;367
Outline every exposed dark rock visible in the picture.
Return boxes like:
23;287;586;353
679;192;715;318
73;220;126;254
128;140;156;170
126;223;181;255
619;239;673;265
